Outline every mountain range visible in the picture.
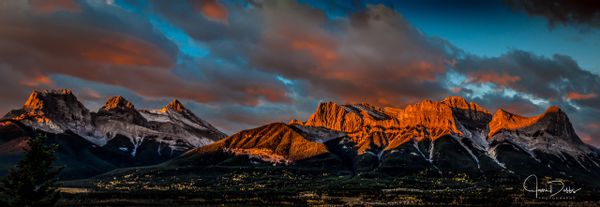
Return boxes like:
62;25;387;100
0;89;226;179
1;89;600;185
172;96;600;185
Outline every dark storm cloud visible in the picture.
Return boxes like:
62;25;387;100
507;0;600;29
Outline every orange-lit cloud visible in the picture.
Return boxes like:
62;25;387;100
242;86;291;106
20;75;52;87
78;35;173;67
192;0;228;22
467;71;521;86
290;38;338;64
29;0;80;13
566;92;597;100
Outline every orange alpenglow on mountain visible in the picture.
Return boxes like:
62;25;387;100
161;99;187;113
290;96;492;154
10;89;89;124
100;96;135;111
172;93;598;185
182;123;329;163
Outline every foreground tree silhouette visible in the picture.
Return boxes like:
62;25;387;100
0;133;62;207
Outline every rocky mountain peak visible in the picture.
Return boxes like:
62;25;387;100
96;96;146;125
543;105;561;114
161;99;187;113
441;96;468;107
488;106;577;140
100;96;135;112
489;108;531;137
13;89;88;119
186;122;328;163
22;89;77;111
535;106;579;139
303;101;364;132
3;89;92;134
441;96;491;114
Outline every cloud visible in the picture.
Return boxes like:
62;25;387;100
28;0;80;13
190;0;228;22
468;92;545;116
454;50;600;104
467;72;521;86
583;123;600;146
147;0;455;107
507;0;600;29
251;2;455;106
0;0;291;109
0;64;54;115
566;92;598;100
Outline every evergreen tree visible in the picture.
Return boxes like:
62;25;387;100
0;133;62;207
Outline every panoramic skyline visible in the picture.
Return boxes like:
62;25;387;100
1;0;600;146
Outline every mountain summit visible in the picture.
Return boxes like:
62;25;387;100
161;99;187;113
4;89;93;134
100;96;136;112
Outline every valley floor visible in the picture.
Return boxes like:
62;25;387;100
58;167;600;206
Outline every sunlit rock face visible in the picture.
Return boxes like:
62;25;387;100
184;123;329;164
1;89;227;178
489;106;579;142
161;99;186;113
295;96;491;154
180;96;600;183
3;89;94;136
